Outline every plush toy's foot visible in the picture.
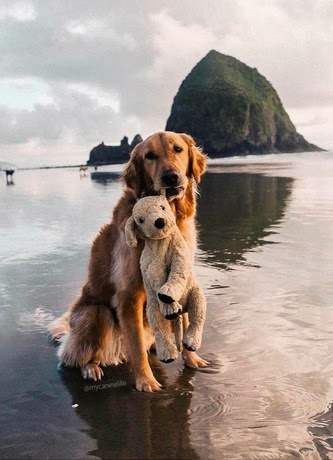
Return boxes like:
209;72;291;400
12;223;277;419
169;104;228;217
183;330;202;353
160;358;175;364
183;342;196;352
165;309;182;320
158;293;174;304
158;295;182;320
156;339;179;363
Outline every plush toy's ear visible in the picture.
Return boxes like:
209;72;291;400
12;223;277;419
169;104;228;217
125;216;138;247
181;133;207;183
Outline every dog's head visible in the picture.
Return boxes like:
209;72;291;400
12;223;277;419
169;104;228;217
122;131;207;201
125;195;176;247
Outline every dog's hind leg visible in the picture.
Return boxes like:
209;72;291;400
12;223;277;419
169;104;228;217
48;311;70;341
57;303;123;381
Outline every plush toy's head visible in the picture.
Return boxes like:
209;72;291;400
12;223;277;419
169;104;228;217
125;195;176;247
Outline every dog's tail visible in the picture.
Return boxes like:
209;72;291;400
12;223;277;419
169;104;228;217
48;311;70;342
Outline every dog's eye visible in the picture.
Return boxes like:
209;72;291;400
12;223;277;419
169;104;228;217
139;218;144;224
174;145;182;153
146;151;157;160
161;205;165;210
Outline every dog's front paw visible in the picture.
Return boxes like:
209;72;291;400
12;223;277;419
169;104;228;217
182;350;208;369
135;372;162;392
81;362;104;381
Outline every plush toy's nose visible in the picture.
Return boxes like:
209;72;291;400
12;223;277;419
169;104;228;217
155;218;165;229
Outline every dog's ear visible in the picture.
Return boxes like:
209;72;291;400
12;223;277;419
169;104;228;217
125;216;138;247
122;143;144;197
181;133;207;183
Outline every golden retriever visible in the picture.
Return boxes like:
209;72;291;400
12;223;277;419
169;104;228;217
49;131;207;392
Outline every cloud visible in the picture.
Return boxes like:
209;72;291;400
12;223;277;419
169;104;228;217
0;83;140;146
0;77;52;109
147;10;217;80
0;1;36;22
65;19;137;50
215;0;333;109
0;0;332;166
288;106;333;147
65;83;120;112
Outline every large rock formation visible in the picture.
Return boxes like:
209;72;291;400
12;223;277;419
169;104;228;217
87;134;143;165
166;50;322;156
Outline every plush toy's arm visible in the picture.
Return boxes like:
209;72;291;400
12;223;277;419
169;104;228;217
158;241;190;303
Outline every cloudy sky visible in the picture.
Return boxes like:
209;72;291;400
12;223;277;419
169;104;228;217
1;0;332;166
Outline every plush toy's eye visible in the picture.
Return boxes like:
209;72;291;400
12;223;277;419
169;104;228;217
161;205;165;210
139;218;144;224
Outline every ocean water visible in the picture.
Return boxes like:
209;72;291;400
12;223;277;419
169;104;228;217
0;151;333;459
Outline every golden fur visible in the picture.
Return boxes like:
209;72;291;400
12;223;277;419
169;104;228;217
49;131;208;392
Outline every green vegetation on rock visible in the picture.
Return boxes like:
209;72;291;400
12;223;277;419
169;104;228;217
166;50;322;156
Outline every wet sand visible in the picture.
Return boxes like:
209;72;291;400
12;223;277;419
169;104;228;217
0;152;333;459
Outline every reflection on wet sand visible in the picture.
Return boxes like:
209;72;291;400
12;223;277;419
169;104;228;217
60;357;199;460
198;172;293;268
91;171;121;188
309;403;333;459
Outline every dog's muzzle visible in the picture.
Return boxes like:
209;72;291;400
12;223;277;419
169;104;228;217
161;170;179;187
159;170;185;200
165;187;184;199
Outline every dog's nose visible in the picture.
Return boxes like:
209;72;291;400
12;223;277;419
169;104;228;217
161;169;179;187
155;218;165;229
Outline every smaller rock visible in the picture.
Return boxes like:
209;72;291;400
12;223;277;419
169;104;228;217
87;135;143;166
131;134;143;148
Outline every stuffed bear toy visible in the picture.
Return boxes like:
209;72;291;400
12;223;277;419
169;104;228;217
125;195;206;363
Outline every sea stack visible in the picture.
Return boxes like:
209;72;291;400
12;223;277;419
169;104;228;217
87;134;143;165
166;50;322;156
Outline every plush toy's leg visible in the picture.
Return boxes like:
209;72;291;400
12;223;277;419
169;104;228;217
158;251;190;314
146;291;179;363
173;315;183;351
183;285;207;352
182;313;208;368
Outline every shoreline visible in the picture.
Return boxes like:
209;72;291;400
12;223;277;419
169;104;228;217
2;150;331;172
17;164;88;171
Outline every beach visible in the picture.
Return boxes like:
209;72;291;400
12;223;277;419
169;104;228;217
0;151;333;459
